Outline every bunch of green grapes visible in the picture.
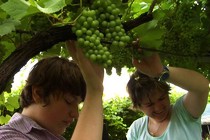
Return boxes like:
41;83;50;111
72;9;113;68
73;0;132;75
92;0;132;75
92;0;131;47
160;2;205;69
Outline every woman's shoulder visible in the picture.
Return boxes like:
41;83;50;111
131;115;148;127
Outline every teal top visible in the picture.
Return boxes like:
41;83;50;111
126;96;202;140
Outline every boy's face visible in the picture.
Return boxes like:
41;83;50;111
36;93;81;135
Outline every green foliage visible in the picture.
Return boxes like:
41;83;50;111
132;19;164;55
0;0;210;78
1;0;38;20
35;0;66;14
0;18;20;36
62;93;183;140
0;41;16;63
39;43;68;58
169;92;183;104
168;84;185;103
30;13;52;32
0;0;209;139
103;96;144;140
0;0;66;20
157;1;210;78
62;120;77;140
0;91;20;125
62;96;144;140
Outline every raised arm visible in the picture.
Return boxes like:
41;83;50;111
133;53;209;118
66;40;104;140
167;67;209;118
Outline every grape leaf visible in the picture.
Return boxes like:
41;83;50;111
0;93;5;104
0;41;16;60
35;0;66;14
133;20;163;50
131;1;149;16
140;28;163;49
5;95;20;112
0;0;39;20
0;19;20;36
0;9;8;20
0;115;11;125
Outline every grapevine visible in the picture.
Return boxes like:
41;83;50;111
72;0;133;75
160;1;207;69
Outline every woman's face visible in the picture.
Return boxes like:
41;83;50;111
139;90;171;122
36;93;81;136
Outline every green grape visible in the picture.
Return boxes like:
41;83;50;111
78;38;85;45
72;0;133;75
78;16;86;24
105;67;112;76
81;27;87;33
75;30;83;37
90;54;97;61
159;1;204;70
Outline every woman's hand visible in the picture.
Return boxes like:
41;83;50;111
132;53;163;77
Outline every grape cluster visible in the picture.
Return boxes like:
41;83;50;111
92;1;130;48
160;2;204;69
73;0;132;75
72;9;112;68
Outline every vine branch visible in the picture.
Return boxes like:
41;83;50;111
0;25;75;94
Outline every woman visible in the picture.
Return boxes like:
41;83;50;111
126;53;209;140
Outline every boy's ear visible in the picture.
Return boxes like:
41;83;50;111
32;86;42;103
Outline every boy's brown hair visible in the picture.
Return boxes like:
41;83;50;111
20;56;86;108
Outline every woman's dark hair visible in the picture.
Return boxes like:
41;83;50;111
20;56;86;108
126;70;171;108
